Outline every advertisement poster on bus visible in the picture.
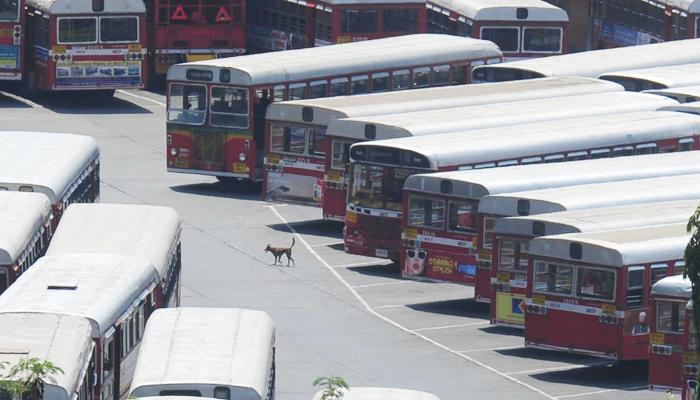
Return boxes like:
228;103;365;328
495;292;525;325
266;172;323;206
0;45;18;70
55;60;141;88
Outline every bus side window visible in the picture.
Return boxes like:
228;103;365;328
391;70;410;90
432;65;450;86
330;78;349;96
544;154;564;163
309;80;328;98
651;263;669;285
674;260;686;275
635;143;657;155
288;83;307;100
612;146;633;157
520;156;542;164
566;151;588;161
412;67;430;88
371;72;389;92
679;138;694;151
351;75;369;95
626;266;644;308
273;85;286;102
450;64;467;84
590;149;610;159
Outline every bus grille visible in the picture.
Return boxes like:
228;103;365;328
357;213;401;241
194;132;225;164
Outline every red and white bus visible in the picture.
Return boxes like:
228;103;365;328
472;38;700;82
0;0;24;82
0;313;97;400
0;191;52;295
427;0;568;59
263;76;622;217
165;34;502;183
682;299;697;400
247;0;426;52
524;222;688;360
599;63;700;92
147;0;245;79
649;274;692;394
591;0;700;48
23;0;148;95
0;253;161;400
491;199;699;328
0;131;100;228
345;110;700;261
46;203;182;308
646;85;700;103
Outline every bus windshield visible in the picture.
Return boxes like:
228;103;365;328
348;164;414;211
523;27;562;53
168;83;208;125
0;0;19;22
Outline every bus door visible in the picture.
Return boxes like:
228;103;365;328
254;87;272;177
0;266;8;294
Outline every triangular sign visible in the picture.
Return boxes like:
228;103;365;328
215;6;232;22
171;5;188;21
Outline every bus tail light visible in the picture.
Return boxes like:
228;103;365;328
526;304;546;315
598;314;619;325
685;365;698;375
651;344;672;356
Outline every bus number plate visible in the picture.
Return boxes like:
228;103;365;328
233;163;248;174
376;248;388;258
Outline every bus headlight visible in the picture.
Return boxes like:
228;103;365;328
170;147;177;156
238;152;247;162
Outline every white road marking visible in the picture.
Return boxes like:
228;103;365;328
352;281;412;289
330;260;394;269
373;304;406;310
0;91;45;109
116;89;166;107
413;321;489;332
506;361;611;376
311;241;344;247
269;205;558;400
554;386;647;399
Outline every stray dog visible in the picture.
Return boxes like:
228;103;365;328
265;238;295;266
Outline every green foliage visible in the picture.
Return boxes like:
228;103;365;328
0;358;64;400
685;206;700;400
312;375;349;400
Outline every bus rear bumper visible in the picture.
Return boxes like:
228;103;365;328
525;341;618;360
167;167;253;180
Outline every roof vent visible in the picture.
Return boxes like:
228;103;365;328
302;106;313;122
440;180;453;194
47;282;78;290
532;221;545;236
569;243;582;260
516;7;528;19
364;124;376;140
517;199;530;216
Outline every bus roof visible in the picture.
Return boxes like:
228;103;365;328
599;63;700;90
27;0;146;14
529;223;690;267
167;34;502;87
0;191;51;265
350;111;700;170
493;199;698;238
324;0;425;4
666;0;700;13
0;131;99;204
129;307;275;400
266;77;622;126
404;152;700;200
46;203;181;280
328;92;676;140
0;254;158;337
659;100;700;115
313;387;440;400
0;313;93;400
478;173;700;217
428;0;568;21
651;274;691;299
644;84;700;103
471;38;700;82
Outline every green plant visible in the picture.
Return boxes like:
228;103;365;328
312;375;349;400
685;206;700;400
0;357;64;400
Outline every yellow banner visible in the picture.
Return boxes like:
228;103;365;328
187;54;215;62
346;211;357;223
649;333;665;345
496;292;525;325
403;228;417;240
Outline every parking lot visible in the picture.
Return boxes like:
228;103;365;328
0;88;660;400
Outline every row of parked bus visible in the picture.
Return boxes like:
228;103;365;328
163;35;700;398
0;0;571;95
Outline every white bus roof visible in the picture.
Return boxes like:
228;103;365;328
27;0;146;14
323;0;424;4
404;152;700;199
651;274;692;299
129;307;275;400
494;199;698;238
599;63;700;90
428;0;568;21
328;92;676;140
0;131;99;204
529;223;689;267
644;84;700;103
0;254;158;337
266;77;621;127
350;111;700;170
660;100;700;115
0;313;94;400
312;387;440;400
46;203;181;280
0;191;51;265
666;0;700;13
478;173;700;217
168;34;502;87
472;38;700;81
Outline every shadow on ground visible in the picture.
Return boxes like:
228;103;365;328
22;91;153;114
170;180;262;201
406;298;489;319
529;360;648;390
268;219;344;238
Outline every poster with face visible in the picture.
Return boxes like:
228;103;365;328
403;249;426;277
624;309;650;336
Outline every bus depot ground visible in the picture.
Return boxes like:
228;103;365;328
0;89;659;400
